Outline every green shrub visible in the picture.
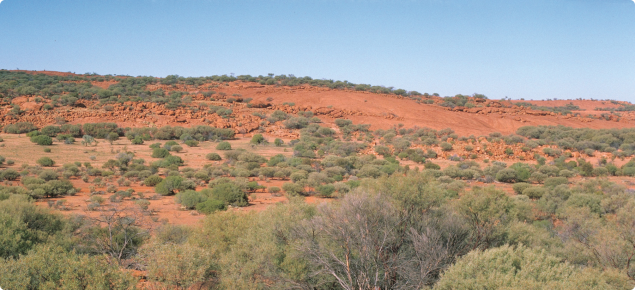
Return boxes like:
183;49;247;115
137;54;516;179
176;190;208;209
522;186;546;199
250;134;265;145
171;145;183;152
31;135;53;145
196;199;226;214
37;157;55;167
144;175;163;186
211;183;248;207
317;184;335;197
434;245;603;290
282;182;305;196
131;136;144;145
274;138;284;147
155;176;187;196
216;141;232;150
544;177;568;188
3;122;37;134
206;153;222;161
184;140;198;147
440;142;453;151
496;168;517;183
151;148;170;158
1;169;20;181
512;182;532;195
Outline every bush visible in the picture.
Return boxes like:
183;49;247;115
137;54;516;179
544;177;568;188
440;142;453;151
268;186;281;194
144;175;163;186
3;122;37;134
250;134;265;145
211;183;248;207
216;141;232;150
196;199;226;214
1;169;20;181
155;176;188;196
171;145;183;152
131;136;144;145
37;157;55;167
317;184;335;197
184;140;198;147
206;153;222;161
335;119;352;128
522;186;546;199
512;182;532;195
496;168;517;183
434;245;597;290
31;135;53;145
282;182;305;196
176;190;208;209
274;138;284;147
151;148;170;158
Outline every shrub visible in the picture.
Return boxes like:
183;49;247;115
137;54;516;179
317;184;335;197
250;134;265;145
152;148;170;158
43;148;52;153
1;169;20;181
38;170;59;181
206;153;222;161
31;135;53;145
171;145;183;152
440;142;453;151
512;182;532;195
196;199;226;214
335;119;352;128
176;190;208;209
144;175;163;186
522;186;546;199
496;168;517;183
282;182;305;196
434;245;594;290
37;157;55;167
131;136;144;145
544;177;568;188
3;122;37;134
216;141;232;150
155;176;189;196
184;140;198;147
268;186;281;194
211;183;248;207
274;138;284;147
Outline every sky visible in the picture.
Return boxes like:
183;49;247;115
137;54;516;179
0;0;634;102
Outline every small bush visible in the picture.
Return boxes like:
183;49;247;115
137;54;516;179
274;138;284;147
440;142;453;151
216;141;232;150
196;199;226;214
37;157;55;167
31;135;53;145
250;134;265;145
171;145;183;152
522;186;546;199
206;153;222;161
152;148;170;158
144;175;163;186
184;140;198;147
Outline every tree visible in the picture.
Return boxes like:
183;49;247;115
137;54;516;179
294;193;472;290
79;203;149;265
106;132;119;145
82;135;95;146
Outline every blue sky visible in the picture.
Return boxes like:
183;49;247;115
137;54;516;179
0;0;633;101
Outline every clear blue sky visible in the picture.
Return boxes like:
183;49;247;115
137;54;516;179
1;0;633;101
